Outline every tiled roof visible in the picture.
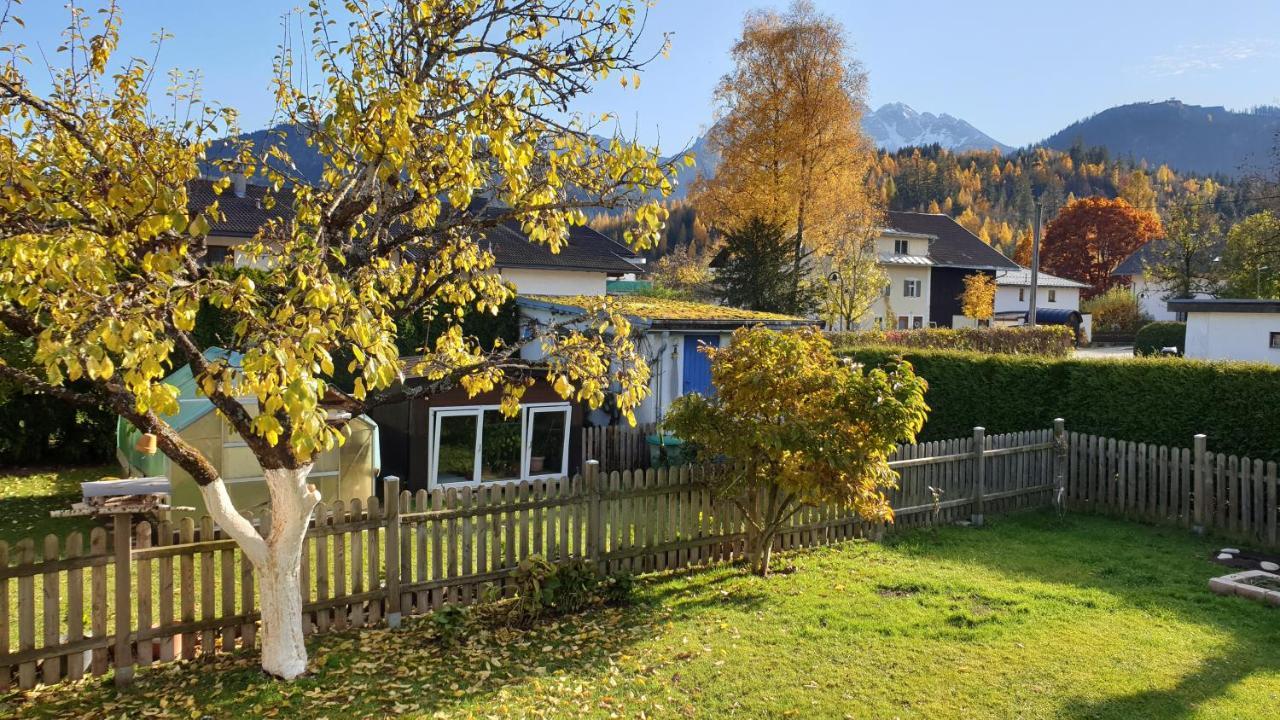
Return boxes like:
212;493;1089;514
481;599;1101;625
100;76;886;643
1112;241;1159;276
994;268;1089;289
187;178;293;238
186;178;640;273
885;212;1021;270
518;294;811;329
478;219;640;274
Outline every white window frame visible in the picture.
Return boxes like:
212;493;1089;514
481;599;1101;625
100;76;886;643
893;239;910;255
428;402;572;488
1018;287;1026;302
903;279;922;298
1048;289;1057;303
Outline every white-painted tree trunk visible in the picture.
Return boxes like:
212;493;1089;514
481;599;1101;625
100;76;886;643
199;464;319;680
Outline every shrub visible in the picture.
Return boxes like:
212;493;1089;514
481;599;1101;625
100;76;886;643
1134;322;1187;356
0;337;115;466
841;345;1280;462
829;326;1075;358
506;555;630;625
427;604;471;646
1082;286;1150;336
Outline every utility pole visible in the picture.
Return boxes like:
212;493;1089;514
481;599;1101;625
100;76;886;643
1028;200;1043;327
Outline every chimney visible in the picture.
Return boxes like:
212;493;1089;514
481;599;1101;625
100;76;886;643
232;172;247;199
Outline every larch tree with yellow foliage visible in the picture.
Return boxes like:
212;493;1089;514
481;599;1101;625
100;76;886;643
693;0;882;309
665;327;928;577
959;273;997;323
0;0;679;679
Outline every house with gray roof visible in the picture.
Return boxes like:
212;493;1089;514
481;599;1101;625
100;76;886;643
1112;241;1216;321
850;211;1022;330
187;177;645;295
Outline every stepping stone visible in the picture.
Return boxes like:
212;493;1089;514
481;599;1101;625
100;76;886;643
1261;561;1279;572
1221;548;1241;554
1217;553;1234;560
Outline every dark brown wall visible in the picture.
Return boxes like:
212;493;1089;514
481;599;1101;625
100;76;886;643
369;376;584;494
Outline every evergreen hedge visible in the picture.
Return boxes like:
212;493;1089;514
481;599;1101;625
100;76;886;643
830;325;1075;358
1134;321;1187;356
841;345;1280;462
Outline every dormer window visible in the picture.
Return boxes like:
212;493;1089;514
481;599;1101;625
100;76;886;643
894;239;910;255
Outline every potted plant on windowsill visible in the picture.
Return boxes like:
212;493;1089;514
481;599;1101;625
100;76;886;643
528;455;546;474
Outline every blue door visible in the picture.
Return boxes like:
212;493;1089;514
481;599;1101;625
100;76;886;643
681;334;720;396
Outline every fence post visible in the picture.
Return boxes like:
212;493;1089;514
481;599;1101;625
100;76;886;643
383;476;402;629
971;427;986;526
112;513;134;687
1053;419;1067;510
1193;434;1208;531
584;460;604;572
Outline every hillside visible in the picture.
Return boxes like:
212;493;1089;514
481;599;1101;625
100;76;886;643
595;144;1259;264
1042;100;1280;178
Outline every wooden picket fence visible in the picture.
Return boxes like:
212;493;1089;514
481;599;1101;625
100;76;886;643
581;422;657;472
0;424;1064;690
1065;432;1280;546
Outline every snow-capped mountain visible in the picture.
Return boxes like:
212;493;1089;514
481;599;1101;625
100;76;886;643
862;102;1011;153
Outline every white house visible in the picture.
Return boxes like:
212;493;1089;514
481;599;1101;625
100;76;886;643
1112;242;1214;321
861;212;1025;330
991;268;1087;315
1167;298;1280;365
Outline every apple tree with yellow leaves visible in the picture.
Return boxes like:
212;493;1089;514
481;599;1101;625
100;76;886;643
664;327;928;576
0;0;679;679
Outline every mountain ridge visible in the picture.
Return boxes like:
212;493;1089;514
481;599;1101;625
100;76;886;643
1040;99;1280;178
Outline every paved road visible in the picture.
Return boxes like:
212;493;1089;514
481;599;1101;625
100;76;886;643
1074;345;1135;360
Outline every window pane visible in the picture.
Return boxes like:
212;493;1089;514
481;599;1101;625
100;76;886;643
480;410;522;482
528;409;568;476
436;414;477;484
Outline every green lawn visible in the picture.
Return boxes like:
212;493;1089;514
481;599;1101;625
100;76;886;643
0;466;115;546
5;510;1279;719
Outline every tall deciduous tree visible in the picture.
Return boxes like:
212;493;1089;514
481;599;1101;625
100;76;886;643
714;217;817;315
1223;211;1280;298
1041;196;1163;298
1147;199;1223;299
665;327;928;576
0;0;677;679
694;0;880;308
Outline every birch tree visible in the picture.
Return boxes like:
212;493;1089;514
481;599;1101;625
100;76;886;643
693;0;880;309
0;0;677;679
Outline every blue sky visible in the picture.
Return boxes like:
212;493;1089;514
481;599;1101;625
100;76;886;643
11;1;1280;153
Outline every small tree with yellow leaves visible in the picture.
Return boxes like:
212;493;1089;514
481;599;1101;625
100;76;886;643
664;327;928;576
0;0;678;679
959;273;997;324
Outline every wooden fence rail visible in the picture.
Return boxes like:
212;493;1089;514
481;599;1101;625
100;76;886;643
1066;431;1280;546
1;424;1066;690
581;422;657;472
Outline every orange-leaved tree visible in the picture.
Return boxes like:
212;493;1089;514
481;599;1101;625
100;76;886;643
664;327;928;576
1041;196;1163;298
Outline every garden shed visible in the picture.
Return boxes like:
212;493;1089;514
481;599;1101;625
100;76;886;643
116;350;380;516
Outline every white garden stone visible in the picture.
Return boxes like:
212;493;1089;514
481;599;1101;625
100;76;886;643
1221;548;1241;554
1261;561;1279;572
1217;553;1234;560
